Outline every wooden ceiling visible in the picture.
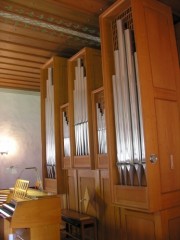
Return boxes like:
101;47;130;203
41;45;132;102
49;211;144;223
0;0;179;91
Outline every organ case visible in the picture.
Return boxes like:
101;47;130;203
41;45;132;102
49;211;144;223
41;56;68;193
100;0;180;212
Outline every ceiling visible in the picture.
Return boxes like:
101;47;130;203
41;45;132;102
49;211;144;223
0;0;179;91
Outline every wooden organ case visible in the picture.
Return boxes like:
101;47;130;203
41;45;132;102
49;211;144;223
100;0;180;238
41;56;68;194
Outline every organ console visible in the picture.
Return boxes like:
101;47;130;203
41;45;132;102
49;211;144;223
0;179;61;240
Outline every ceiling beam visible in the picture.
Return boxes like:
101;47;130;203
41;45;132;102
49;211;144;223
0;73;40;83
0;63;40;74
0;49;48;63
0;82;40;91
0;41;54;57
0;68;40;78
0;57;43;68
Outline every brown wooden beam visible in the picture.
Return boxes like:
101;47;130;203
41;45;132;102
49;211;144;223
0;57;43;68
0;41;54;57
0;49;48;63
0;63;40;74
0;78;40;87
0;73;40;83
0;68;40;78
0;82;40;91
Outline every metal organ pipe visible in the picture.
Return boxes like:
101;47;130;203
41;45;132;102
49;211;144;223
45;68;56;178
112;19;146;186
73;58;89;156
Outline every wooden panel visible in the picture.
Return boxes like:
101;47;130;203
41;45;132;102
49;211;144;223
161;205;180;239
0;218;11;240
0;218;5;240
121;209;162;240
144;7;176;90
155;99;180;193
73;156;91;168
126;215;155;240
11;197;61;228
30;224;60;240
99;170;121;240
133;0;180;211
67;169;78;211
168;217;180;240
44;178;57;193
114;185;148;209
77;169;99;217
88;52;104;90
97;154;108;169
62;157;71;169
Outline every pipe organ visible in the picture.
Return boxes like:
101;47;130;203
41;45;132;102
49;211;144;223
39;0;180;238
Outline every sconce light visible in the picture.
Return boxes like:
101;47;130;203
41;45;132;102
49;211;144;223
0;136;9;155
0;151;8;155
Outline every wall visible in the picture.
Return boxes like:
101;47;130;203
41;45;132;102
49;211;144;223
0;88;42;189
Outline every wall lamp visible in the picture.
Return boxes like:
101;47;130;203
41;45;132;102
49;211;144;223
0;151;8;155
0;136;9;155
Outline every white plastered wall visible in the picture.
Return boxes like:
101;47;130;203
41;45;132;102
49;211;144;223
0;88;42;189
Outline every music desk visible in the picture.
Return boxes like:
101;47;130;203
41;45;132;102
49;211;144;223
61;209;97;240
